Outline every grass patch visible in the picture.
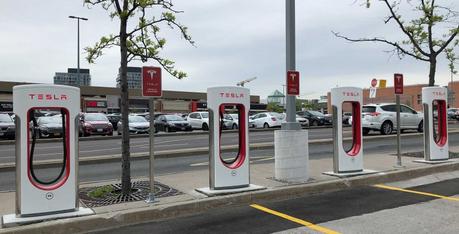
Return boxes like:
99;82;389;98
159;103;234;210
88;185;114;199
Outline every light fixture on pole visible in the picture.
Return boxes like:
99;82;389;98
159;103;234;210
68;16;88;86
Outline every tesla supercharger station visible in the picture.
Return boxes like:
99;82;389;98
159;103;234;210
323;87;377;177
415;87;451;164
2;84;93;227
196;87;264;196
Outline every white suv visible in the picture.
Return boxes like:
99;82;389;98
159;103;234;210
362;103;423;135
187;112;209;130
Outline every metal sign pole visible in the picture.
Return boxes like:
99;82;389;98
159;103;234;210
396;94;402;167
145;98;156;203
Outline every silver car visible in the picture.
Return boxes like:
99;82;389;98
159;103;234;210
117;115;150;135
362;103;423;135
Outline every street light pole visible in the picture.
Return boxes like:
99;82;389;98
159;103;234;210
69;16;88;85
283;0;300;130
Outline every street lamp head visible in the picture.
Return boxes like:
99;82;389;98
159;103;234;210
68;16;88;21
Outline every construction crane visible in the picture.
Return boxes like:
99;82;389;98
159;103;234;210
236;77;257;87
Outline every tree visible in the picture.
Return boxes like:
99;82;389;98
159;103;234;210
84;0;193;195
267;102;284;113
334;0;459;86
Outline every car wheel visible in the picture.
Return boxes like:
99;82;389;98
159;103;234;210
232;124;238;129
117;131;121;135
311;120;318;127
380;121;393;135
39;130;48;138
202;123;209;131
363;128;370;135
263;123;269;129
418;121;424;133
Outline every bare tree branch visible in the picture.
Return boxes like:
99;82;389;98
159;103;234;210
332;31;430;61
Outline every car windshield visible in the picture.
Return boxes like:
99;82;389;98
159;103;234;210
165;115;184;121
308;111;324;117
39;117;62;124
85;113;108;121
201;113;209;118
362;106;376;113
0;114;12;123
129;116;147;123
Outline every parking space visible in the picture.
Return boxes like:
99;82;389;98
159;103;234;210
95;178;459;234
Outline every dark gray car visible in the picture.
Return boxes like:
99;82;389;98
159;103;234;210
36;116;63;138
0;114;15;139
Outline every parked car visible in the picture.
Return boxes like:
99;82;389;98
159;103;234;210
448;108;459;120
154;114;192;132
35;116;64;138
79;113;113;137
117;115;150;135
250;112;283;128
343;112;352;125
362;103;423;135
279;113;310;127
107;113;121;130
0;113;15;139
296;110;331;126
187;112;209;130
222;114;238;129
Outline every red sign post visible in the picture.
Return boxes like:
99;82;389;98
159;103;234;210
286;71;300;96
142;66;162;97
394;73;404;94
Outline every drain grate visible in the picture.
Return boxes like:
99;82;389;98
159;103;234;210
79;180;182;208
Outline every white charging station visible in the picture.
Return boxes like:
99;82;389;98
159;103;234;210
2;84;93;227
196;86;264;196
415;87;451;164
323;87;377;177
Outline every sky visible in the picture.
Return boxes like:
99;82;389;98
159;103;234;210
0;0;458;100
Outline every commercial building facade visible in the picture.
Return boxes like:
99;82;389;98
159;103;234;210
54;68;91;86
0;81;262;114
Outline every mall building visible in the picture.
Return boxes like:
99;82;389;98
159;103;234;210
0;81;265;114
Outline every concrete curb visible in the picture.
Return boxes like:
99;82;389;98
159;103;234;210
2;160;458;234
1;130;458;171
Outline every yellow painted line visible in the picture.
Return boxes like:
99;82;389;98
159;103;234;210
250;204;340;234
374;184;459;202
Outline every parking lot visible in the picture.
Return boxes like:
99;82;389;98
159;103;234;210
95;177;459;234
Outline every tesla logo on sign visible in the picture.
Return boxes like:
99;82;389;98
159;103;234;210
287;70;300;95
142;66;162;97
219;92;245;98
433;91;446;97
394;73;404;94
342;92;360;97
28;94;68;101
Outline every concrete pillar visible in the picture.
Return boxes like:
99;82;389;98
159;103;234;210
275;130;309;182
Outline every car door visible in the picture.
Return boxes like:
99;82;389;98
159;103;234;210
401;105;418;128
187;113;198;129
256;113;267;128
156;115;166;131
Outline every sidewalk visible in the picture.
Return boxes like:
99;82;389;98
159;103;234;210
1;146;459;233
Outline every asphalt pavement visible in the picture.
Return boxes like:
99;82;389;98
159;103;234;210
93;178;459;234
1;124;458;164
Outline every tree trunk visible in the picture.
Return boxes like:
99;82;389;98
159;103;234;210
428;57;437;86
120;15;131;195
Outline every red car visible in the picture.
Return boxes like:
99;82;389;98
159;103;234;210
79;113;113;137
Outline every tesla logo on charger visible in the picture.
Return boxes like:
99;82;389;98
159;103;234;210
28;94;68;101
342;92;360;97
432;91;446;97
219;92;245;98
